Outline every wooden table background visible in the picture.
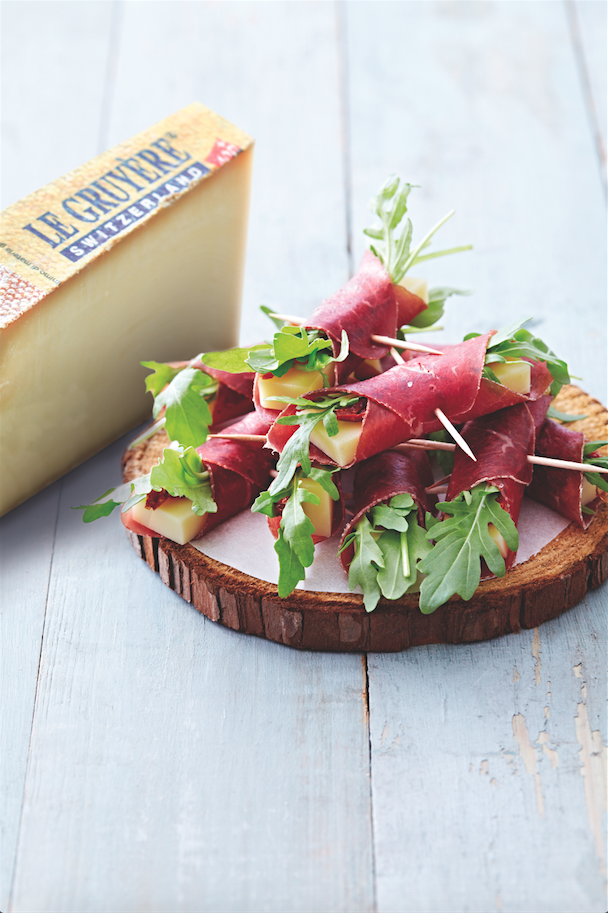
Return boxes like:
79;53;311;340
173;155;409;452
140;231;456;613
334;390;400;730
1;2;606;911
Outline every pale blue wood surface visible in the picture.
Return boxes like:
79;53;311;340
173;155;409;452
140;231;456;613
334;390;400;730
1;3;606;912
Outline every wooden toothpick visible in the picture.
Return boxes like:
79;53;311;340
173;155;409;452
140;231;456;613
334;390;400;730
434;407;477;461
393;440;608;475
372;334;444;355
207;433;267;442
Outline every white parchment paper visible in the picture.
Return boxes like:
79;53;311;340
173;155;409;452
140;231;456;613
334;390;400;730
191;497;571;594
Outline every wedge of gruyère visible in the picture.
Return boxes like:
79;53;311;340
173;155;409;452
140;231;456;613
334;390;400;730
0;103;253;516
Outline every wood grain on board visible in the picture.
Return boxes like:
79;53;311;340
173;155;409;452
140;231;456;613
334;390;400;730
2;2;606;912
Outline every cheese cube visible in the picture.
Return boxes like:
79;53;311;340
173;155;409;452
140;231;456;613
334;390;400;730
258;364;333;410
309;418;362;467
299;476;334;539
0;103;253;516
581;477;598;506
399;276;428;304
489;360;531;395
131;495;206;545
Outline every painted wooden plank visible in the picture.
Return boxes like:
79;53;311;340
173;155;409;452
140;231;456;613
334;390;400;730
0;0;116;208
10;432;374;913
0;483;61;913
8;5;375;911
571;0;607;181
344;2;607;910
104;0;351;349
368;597;606;913
346;0;606;401
0;4;115;909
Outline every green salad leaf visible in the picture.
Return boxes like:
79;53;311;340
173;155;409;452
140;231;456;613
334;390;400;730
417;485;518;614
148;366;217;448
363;175;472;285
465;319;570;396
582;442;608;494
340;494;432;612
546;406;588;422
253;467;340;598
201;326;349;382
73;475;153;522
406;287;472;330
149;447;216;516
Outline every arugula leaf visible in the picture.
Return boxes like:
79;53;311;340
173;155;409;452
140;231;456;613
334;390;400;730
427;430;455;475
418;485;518;614
153;367;216;448
341;495;431;612
546;406;588;422
268;394;360;494
407;287;472;330
583;446;608;493
149;447;216;516
253;466;340;598
364;175;471;284
466;319;570;394
343;515;385;612
200;345;268;374
141;361;183;397
274;474;318;597
73;476;152;522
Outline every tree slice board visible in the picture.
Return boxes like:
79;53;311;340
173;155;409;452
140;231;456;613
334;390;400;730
122;386;608;652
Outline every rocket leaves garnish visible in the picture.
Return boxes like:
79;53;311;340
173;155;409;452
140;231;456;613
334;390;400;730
339;493;432;612
466;319;570;395
201;327;349;382
582;442;608;494
417;485;518;614
546;406;588;422
268;393;360;494
142;361;218;448
363;175;472;285
405;287;473;330
73;475;153;522
260;467;340;598
149;447;215;516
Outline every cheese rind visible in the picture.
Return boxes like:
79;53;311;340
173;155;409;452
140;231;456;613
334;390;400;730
0;104;253;516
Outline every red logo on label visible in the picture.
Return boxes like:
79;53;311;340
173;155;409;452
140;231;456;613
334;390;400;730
205;139;241;167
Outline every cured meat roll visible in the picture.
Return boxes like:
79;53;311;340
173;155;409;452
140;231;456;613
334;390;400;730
306;251;404;383
526;420;603;529
339;450;434;571
445;403;536;572
267;333;492;469
122;412;274;541
267;473;345;545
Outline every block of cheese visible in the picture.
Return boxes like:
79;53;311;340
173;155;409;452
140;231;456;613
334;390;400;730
0;103;253;516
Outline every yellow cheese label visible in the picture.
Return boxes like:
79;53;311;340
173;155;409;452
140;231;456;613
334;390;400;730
0;102;252;328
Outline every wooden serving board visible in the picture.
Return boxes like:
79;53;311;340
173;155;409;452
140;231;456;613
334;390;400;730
122;386;608;652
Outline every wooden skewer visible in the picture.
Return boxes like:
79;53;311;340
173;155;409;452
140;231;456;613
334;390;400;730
528;455;608;473
393;440;608;474
207;433;267;442
426;485;449;495
434;407;477;461
371;334;444;355
268;313;444;356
